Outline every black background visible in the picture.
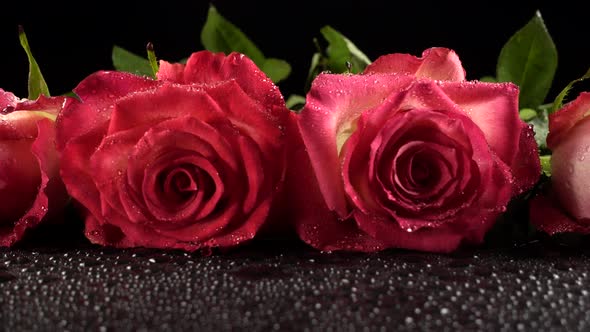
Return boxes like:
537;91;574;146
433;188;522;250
0;0;588;99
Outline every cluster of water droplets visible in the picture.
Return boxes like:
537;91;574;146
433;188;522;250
0;241;589;330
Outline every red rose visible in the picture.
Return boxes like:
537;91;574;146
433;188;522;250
0;89;67;246
57;51;288;250
289;48;540;252
530;93;590;234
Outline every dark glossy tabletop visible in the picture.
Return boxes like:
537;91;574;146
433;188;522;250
0;229;588;331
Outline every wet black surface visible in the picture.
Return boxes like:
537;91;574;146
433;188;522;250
1;239;589;331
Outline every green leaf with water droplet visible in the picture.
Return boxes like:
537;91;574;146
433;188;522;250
18;26;50;99
201;5;290;83
320;26;371;74
286;94;306;111
551;67;590;114
497;11;557;109
527;107;549;151
112;46;153;77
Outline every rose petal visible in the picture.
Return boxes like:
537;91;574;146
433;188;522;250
343;82;493;221
180;51;286;118
107;84;215;134
354;211;464;253
529;191;590;235
236;135;265;214
157;60;186;82
550;116;590;220
511;123;541;195
364;47;466;82
0;89;18;110
547;92;590;149
286;113;384;252
16;95;66;116
0;119;60;246
437;81;521;166
142;153;224;223
210;197;270;248
56;71;160;150
60;128;106;222
84;212;189;250
89;124;151;222
204;80;285;158
298;73;415;216
0;111;56;140
0;139;41;222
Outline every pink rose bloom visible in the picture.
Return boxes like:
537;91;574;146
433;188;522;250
0;89;68;246
287;48;541;252
530;92;590;234
56;51;289;251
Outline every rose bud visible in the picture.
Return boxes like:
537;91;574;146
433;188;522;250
530;92;590;234
57;51;289;251
0;89;68;246
288;48;541;252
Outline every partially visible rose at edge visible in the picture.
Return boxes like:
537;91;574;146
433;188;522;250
288;47;541;253
56;51;289;251
530;92;590;234
0;89;68;246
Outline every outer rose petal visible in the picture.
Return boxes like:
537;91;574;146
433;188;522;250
159;51;286;123
0;119;62;246
0;139;40;222
550;116;590;220
547;92;590;149
511;123;542;194
59;128;106;222
298;73;414;216
529;191;590;235
16;95;67;116
438;81;540;193
364;47;466;82
286;113;384;252
354;212;463;252
0;89;18;109
157;60;185;82
0;111;56;140
56;71;160;150
437;81;521;166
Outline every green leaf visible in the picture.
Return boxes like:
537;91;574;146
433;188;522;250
519;108;538;121
201;4;265;65
540;155;551;176
551;67;590;113
200;5;290;83
286;94;306;111
112;46;153;77
146;42;159;77
18;26;50;99
320;26;371;74
528;108;549;151
261;58;291;83
496;11;558;109
480;76;497;83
